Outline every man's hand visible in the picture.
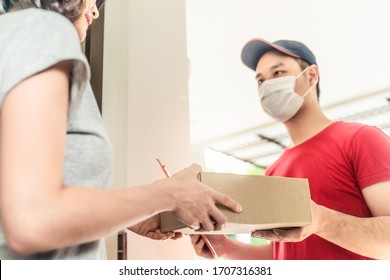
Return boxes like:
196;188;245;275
190;234;227;258
252;200;320;242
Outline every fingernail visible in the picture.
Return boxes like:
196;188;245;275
191;223;200;230
252;232;262;238
237;205;243;212
272;229;281;236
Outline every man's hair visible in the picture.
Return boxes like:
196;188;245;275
0;0;104;23
297;58;320;100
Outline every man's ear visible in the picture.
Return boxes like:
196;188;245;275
309;65;319;86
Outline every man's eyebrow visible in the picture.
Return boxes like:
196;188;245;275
255;62;285;80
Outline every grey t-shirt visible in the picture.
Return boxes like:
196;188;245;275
0;8;113;259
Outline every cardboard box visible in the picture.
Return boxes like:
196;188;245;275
160;172;312;234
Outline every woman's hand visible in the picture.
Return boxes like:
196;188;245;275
169;164;242;231
129;214;182;240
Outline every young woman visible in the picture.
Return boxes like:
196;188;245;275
0;0;242;259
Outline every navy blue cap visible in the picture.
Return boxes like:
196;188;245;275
241;38;317;71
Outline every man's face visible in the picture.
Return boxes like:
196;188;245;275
255;51;310;97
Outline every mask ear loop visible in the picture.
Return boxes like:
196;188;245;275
296;66;315;98
295;66;310;80
301;84;315;98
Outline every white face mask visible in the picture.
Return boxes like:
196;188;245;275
258;67;313;122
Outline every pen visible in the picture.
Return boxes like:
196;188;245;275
156;158;219;258
156;158;171;178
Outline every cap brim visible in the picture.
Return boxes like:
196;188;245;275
241;38;300;71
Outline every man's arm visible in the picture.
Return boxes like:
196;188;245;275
318;181;390;259
253;181;390;259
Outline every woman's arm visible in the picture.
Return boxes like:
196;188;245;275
0;62;241;256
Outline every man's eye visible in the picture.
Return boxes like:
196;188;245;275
257;79;264;87
274;70;283;77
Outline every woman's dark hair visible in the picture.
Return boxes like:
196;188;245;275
0;0;105;23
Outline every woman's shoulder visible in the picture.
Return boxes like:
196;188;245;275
0;8;89;104
1;8;80;47
1;8;74;27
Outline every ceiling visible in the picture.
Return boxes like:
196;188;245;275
204;89;390;168
185;0;390;163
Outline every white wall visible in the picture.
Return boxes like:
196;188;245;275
102;0;196;259
186;0;390;145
